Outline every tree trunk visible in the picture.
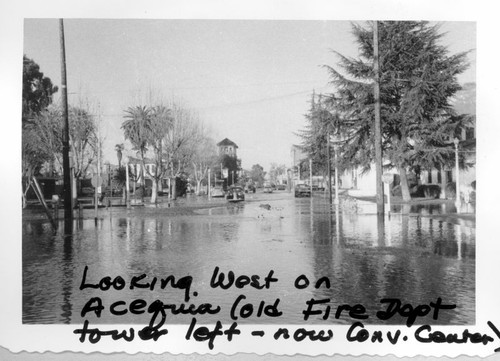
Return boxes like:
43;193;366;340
401;204;411;245
440;169;447;199
150;179;157;204
72;173;78;209
399;167;412;202
196;179;203;195
172;177;177;200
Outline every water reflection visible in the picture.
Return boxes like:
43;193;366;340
60;233;74;323
23;196;475;325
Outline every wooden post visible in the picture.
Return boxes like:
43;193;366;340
32;177;57;229
309;158;313;194
208;168;211;198
126;162;130;208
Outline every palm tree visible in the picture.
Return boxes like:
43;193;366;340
122;106;150;159
121;105;173;204
122;106;150;190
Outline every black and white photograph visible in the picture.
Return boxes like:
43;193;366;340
2;1;499;359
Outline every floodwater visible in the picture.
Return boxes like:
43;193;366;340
22;193;475;326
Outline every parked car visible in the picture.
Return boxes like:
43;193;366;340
211;187;225;198
276;184;286;190
226;186;245;202
80;187;94;197
103;186;123;197
245;184;256;193
294;184;312;197
263;184;273;193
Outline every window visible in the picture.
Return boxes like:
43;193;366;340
446;171;452;183
466;127;475;141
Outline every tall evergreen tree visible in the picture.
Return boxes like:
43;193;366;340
298;92;347;178
325;21;472;200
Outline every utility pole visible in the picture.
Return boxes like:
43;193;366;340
94;106;101;222
454;138;461;213
208;168;211;198
59;19;72;233
334;141;339;205
327;129;332;204
373;21;385;216
125;162;130;208
319;94;332;205
309;158;313;194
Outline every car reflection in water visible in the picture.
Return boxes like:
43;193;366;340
226;185;245;202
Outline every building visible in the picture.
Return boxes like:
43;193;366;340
125;156;169;192
419;124;476;199
216;138;241;187
217;138;238;158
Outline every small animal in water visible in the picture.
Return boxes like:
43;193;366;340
258;204;272;219
257;204;285;219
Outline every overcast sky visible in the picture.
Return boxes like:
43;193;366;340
23;19;476;171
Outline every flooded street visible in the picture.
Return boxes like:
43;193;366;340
22;192;475;326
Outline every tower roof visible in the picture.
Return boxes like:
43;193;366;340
217;138;238;148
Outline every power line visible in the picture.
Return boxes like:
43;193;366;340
62;79;325;95
197;87;330;111
59;86;331;116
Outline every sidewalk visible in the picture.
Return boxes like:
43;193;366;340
22;194;230;221
348;194;476;229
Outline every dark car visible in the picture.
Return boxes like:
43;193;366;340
226;186;245;202
80;186;95;197
276;184;286;191
294;184;312;197
245;184;256;193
